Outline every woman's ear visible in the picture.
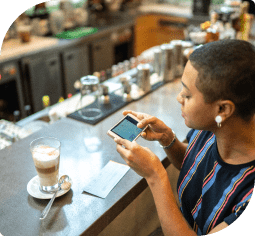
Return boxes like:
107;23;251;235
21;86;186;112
217;100;236;120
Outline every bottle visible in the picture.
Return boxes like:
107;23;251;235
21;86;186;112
123;60;130;72
93;72;101;81
13;110;21;122
58;97;65;103
111;65;118;77
240;2;252;41
224;22;236;39
24;105;32;117
106;68;112;80
130;57;138;69
32;3;49;19
99;85;110;104
117;62;125;75
235;1;250;40
216;20;225;40
100;70;106;82
74;80;81;94
206;12;220;43
42;95;50;108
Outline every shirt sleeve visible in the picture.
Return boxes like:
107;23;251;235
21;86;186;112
224;190;253;225
224;202;249;225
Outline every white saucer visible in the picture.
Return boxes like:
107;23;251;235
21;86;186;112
27;175;72;199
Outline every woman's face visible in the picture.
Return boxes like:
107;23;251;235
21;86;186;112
177;61;218;130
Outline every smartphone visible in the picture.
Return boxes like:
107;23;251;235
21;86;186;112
107;114;147;142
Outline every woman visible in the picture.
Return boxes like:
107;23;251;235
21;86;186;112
114;39;255;235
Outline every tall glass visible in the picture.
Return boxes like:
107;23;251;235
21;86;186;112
30;137;61;193
78;75;102;120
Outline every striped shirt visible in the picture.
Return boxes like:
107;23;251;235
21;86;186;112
177;129;255;235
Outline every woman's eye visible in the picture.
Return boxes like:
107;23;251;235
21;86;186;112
181;94;191;99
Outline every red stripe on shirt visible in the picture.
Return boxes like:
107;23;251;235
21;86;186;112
210;168;255;231
178;134;214;196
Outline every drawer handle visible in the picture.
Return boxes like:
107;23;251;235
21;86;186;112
95;45;102;51
158;20;187;28
67;54;74;60
49;60;56;66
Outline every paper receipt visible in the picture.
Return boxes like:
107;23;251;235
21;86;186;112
83;160;130;198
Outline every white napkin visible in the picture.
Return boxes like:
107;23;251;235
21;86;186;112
83;161;130;198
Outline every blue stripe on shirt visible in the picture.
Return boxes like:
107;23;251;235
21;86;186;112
178;135;215;206
203;167;249;234
193;163;222;220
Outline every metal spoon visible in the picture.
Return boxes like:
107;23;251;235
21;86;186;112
40;175;70;220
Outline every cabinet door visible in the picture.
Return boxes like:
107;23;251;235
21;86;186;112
62;45;90;96
92;36;114;72
22;52;63;113
0;60;26;119
135;14;188;56
155;15;187;44
135;15;158;56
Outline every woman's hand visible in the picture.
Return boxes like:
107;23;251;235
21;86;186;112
122;110;173;147
114;137;165;180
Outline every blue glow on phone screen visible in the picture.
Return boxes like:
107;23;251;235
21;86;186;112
111;117;143;141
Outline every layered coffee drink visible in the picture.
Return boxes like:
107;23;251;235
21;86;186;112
30;137;61;193
32;145;60;187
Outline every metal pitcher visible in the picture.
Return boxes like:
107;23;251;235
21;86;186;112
160;44;175;82
136;64;151;93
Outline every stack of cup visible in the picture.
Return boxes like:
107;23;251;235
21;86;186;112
160;44;175;83
170;40;184;78
153;40;194;83
153;47;162;80
136;64;151;93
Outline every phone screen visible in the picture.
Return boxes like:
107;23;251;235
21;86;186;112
111;116;143;141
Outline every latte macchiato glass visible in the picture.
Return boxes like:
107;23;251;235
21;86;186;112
30;137;61;193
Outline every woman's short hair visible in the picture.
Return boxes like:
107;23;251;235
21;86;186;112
189;39;255;121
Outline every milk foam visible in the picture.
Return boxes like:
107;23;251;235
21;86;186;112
32;145;59;168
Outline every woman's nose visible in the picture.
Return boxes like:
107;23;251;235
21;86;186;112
177;93;183;104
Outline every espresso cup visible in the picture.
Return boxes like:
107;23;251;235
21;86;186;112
30;137;61;193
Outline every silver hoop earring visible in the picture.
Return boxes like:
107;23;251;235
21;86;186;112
215;115;222;128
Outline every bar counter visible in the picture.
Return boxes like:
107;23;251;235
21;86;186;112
0;79;190;236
